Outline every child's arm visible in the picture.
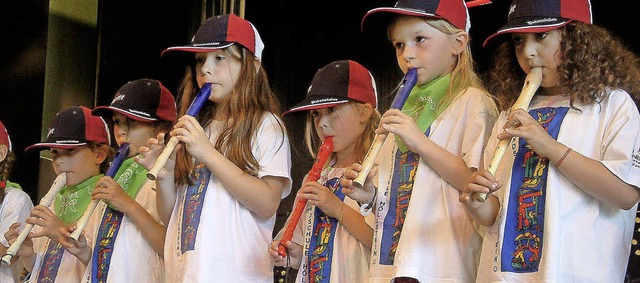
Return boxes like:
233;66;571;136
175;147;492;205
378;109;474;190
504;109;640;209
4;222;36;271
549;148;640;209
135;132;177;224
92;176;166;256
173;116;286;218
299;182;373;248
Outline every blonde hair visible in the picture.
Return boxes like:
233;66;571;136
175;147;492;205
388;17;493;112
303;102;381;163
174;45;286;186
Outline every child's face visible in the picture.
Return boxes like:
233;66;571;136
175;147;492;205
112;112;154;157
389;16;458;85
513;29;563;88
194;49;242;104
311;103;370;165
50;146;105;186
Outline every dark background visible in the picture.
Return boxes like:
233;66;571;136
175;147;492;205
1;0;638;282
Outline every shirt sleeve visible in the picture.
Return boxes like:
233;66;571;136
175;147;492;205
599;90;640;188
0;188;34;246
253;113;293;199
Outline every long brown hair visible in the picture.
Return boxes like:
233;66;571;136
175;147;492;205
174;45;286;186
488;22;640;111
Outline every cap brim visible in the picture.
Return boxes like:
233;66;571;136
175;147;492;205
92;106;157;122
360;7;442;34
361;8;440;34
483;18;571;48
25;142;87;152
161;42;234;57
283;96;350;116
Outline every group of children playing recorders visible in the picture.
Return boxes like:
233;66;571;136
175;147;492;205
1;0;639;282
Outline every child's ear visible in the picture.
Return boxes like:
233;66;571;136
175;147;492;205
0;145;7;162
94;145;110;164
452;32;469;56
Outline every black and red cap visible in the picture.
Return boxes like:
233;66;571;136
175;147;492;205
26;106;111;151
92;78;177;122
284;60;378;115
0;121;11;152
162;14;264;60
362;0;472;34
483;0;592;47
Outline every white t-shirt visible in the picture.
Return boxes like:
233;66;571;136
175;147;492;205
81;179;164;283
370;88;498;282
288;166;374;283
477;90;640;282
0;186;34;283
164;113;292;282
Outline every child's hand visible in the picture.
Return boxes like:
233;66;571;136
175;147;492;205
459;170;501;209
171;115;215;161
135;132;177;180
378;109;426;153
26;205;65;242
500;108;559;158
268;239;302;268
59;224;91;264
297;182;342;218
341;162;378;204
4;222;35;258
92;176;136;213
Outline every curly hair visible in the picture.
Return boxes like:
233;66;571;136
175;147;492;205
487;22;640;111
174;45;286;186
0;151;15;203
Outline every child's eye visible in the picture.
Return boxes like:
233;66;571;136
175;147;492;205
327;107;337;113
536;32;548;40
50;148;74;157
216;55;225;61
310;110;320;117
511;35;524;45
416;36;426;43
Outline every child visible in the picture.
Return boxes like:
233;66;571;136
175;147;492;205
340;0;499;282
5;105;113;282
460;0;640;281
268;60;379;282
58;78;177;282
135;14;292;282
0;121;34;283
